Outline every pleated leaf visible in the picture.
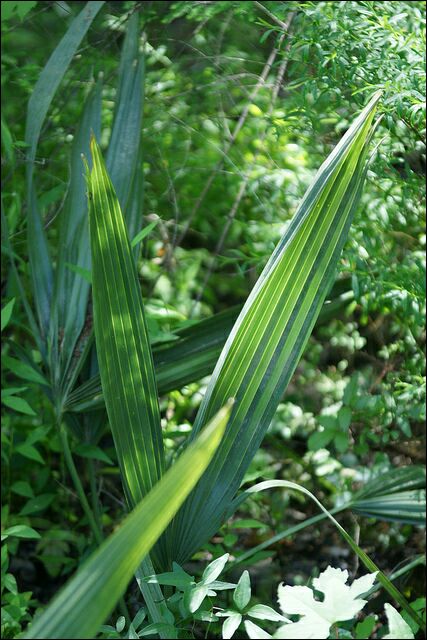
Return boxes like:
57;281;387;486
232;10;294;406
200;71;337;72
352;466;426;525
49;79;102;399
25;1;104;343
166;92;382;567
64;278;353;416
23;403;231;640
106;12;145;239
87;135;164;506
64;307;240;414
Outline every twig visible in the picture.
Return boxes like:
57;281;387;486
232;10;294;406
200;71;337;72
175;20;293;247
191;13;295;310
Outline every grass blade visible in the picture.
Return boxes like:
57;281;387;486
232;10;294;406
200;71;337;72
23;402;232;640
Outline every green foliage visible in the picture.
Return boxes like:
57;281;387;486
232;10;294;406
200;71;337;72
1;1;425;638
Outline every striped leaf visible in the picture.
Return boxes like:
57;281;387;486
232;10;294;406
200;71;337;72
64;307;240;414
25;1;104;344
106;12;145;240
164;92;382;567
87;135;164;507
49;79;102;400
65;279;353;415
23;403;232;640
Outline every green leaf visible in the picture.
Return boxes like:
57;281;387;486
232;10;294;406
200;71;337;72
15;443;45;464
201;553;229;584
184;585;209;613
131;219;160;248
384;604;415;639
50;79;102;400
64;263;92;283
1;1;37;21
334;431;349;453
74;443;113;465
222;613;242;639
233;570;251;611
116;616;126;633
1;386;28;397
22;402;231;639
20;494;55;516
2;355;47;386
317;415;337;430
247;604;287;622
343;373;359;406
11;481;34;498
87;134;164;509
1;395;36;416
106;12;145;239
1;525;41;541
244;620;272;639
168;91;381;567
352;467;426;526
65;307;239;412
144;572;193;588
338;406;352;430
25;2;104;340
308;429;335;451
355;615;377;639
66;279;352;415
1;298;15;331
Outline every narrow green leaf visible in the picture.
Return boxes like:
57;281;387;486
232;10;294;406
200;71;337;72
10;481;34;498
74;443;114;465
25;1;104;340
1;525;40;541
49;78;102;401
106;12;144;238
87;134;164;508
1;297;15;331
131;219;160;248
15;443;44;464
2;355;47;386
168;92;382;565
1;395;36;416
66;278;352;415
19;493;55;516
64;307;239;413
23;402;231;640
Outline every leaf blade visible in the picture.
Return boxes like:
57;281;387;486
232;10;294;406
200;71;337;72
23;402;232;640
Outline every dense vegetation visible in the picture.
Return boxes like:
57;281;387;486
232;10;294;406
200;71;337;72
1;2;426;639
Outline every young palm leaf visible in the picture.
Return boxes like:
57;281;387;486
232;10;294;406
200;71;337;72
25;1;104;345
106;12;145;240
165;92;382;566
23;403;232;640
87;135;164;508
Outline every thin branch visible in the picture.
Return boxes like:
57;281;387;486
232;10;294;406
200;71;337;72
175;26;291;247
